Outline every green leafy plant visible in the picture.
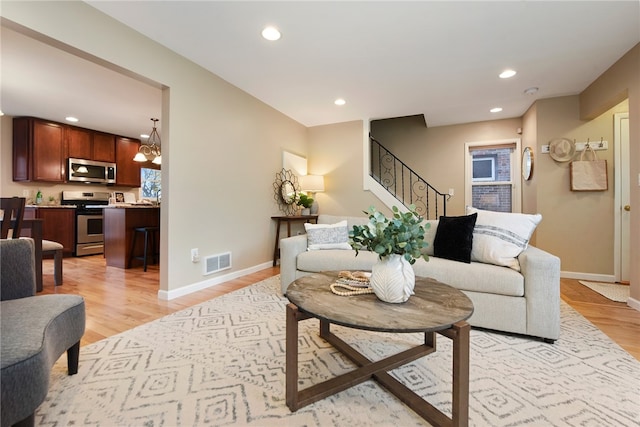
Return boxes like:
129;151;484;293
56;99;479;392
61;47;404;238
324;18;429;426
349;205;430;264
296;193;314;209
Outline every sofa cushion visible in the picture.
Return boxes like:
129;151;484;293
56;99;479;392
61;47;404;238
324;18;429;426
466;207;542;271
433;213;477;263
297;249;524;297
297;249;379;273
412;256;524;297
304;221;351;250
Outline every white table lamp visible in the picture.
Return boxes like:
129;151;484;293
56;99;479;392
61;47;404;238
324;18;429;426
300;175;325;214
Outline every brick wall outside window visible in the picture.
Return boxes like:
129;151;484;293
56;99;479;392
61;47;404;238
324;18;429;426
471;148;512;212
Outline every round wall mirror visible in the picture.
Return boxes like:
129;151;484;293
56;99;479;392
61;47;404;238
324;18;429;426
273;168;300;215
280;181;296;204
522;147;534;180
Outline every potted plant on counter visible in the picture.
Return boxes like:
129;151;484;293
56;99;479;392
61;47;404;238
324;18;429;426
349;205;429;303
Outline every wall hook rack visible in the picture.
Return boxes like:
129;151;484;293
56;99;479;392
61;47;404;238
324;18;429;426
541;137;608;154
575;137;607;152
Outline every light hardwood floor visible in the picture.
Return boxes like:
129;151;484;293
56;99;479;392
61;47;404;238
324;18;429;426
39;255;640;360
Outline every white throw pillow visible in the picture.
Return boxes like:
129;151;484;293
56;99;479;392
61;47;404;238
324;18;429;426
305;220;352;250
421;219;438;256
465;206;542;271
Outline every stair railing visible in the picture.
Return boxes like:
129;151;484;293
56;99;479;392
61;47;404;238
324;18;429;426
369;135;448;220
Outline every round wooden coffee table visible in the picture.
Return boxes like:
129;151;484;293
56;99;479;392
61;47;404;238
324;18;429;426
286;271;474;427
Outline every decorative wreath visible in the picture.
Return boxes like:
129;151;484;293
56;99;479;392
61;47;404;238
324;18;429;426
273;168;300;215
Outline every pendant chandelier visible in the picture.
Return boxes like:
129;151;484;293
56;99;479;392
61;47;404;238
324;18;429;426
134;118;162;165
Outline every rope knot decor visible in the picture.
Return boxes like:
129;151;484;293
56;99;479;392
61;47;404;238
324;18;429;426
330;271;373;296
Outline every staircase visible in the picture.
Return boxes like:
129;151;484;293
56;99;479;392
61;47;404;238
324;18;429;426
369;135;448;220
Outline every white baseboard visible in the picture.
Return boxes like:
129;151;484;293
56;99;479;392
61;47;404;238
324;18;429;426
627;296;640;312
157;261;274;300
561;271;615;283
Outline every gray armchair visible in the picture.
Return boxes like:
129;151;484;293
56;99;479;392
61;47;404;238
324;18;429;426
0;239;85;427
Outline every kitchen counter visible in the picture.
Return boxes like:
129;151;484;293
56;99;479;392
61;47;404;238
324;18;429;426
101;204;159;208
26;204;76;208
103;206;160;269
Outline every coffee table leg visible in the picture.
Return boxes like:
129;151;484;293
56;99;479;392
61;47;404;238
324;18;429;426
451;321;470;427
286;303;299;411
286;303;314;411
425;331;436;349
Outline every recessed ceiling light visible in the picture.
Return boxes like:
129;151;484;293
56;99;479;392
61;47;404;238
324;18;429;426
65;116;79;122
524;87;539;95
334;98;346;106
261;26;281;41
499;69;517;79
490;107;503;113
140;133;150;139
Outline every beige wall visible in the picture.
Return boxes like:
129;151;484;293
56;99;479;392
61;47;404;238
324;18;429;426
370;116;523;216
521;102;538;245
1;1;308;296
307;120;385;217
580;43;639;304
533;96;627;275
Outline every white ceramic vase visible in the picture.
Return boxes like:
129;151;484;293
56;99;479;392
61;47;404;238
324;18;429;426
370;254;415;303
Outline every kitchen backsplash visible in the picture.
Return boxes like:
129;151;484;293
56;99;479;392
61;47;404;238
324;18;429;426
16;185;141;206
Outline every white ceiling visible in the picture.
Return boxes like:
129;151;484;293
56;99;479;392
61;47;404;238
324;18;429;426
2;1;639;139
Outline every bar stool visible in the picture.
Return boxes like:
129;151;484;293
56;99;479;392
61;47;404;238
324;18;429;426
128;226;159;271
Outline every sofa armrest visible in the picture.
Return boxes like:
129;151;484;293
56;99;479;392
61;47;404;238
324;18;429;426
280;234;308;295
518;245;561;340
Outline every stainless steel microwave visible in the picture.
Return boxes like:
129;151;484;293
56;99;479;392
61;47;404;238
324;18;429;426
68;158;116;184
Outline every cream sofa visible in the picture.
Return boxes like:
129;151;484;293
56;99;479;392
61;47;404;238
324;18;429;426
280;214;561;342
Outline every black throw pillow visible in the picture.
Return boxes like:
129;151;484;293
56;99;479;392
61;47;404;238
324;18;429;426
433;213;478;263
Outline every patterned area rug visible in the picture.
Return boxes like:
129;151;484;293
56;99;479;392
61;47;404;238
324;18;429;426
38;276;640;426
578;280;630;303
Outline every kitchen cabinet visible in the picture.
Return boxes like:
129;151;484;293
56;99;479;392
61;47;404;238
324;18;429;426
13;116;139;187
67;126;92;159
92;132;116;162
67;128;116;163
116;136;141;187
13;117;66;182
24;207;76;256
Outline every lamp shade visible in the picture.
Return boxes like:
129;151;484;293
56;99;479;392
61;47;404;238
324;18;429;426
133;152;148;162
300;175;325;192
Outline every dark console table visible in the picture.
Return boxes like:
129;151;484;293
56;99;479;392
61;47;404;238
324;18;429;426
271;215;318;266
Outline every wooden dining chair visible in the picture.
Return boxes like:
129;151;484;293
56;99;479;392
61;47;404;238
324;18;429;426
0;197;26;239
1;196;64;286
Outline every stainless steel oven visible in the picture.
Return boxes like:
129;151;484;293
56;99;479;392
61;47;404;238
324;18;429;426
76;212;104;256
62;191;110;256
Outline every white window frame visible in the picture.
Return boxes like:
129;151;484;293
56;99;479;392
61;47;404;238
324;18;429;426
464;139;522;213
472;156;496;182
